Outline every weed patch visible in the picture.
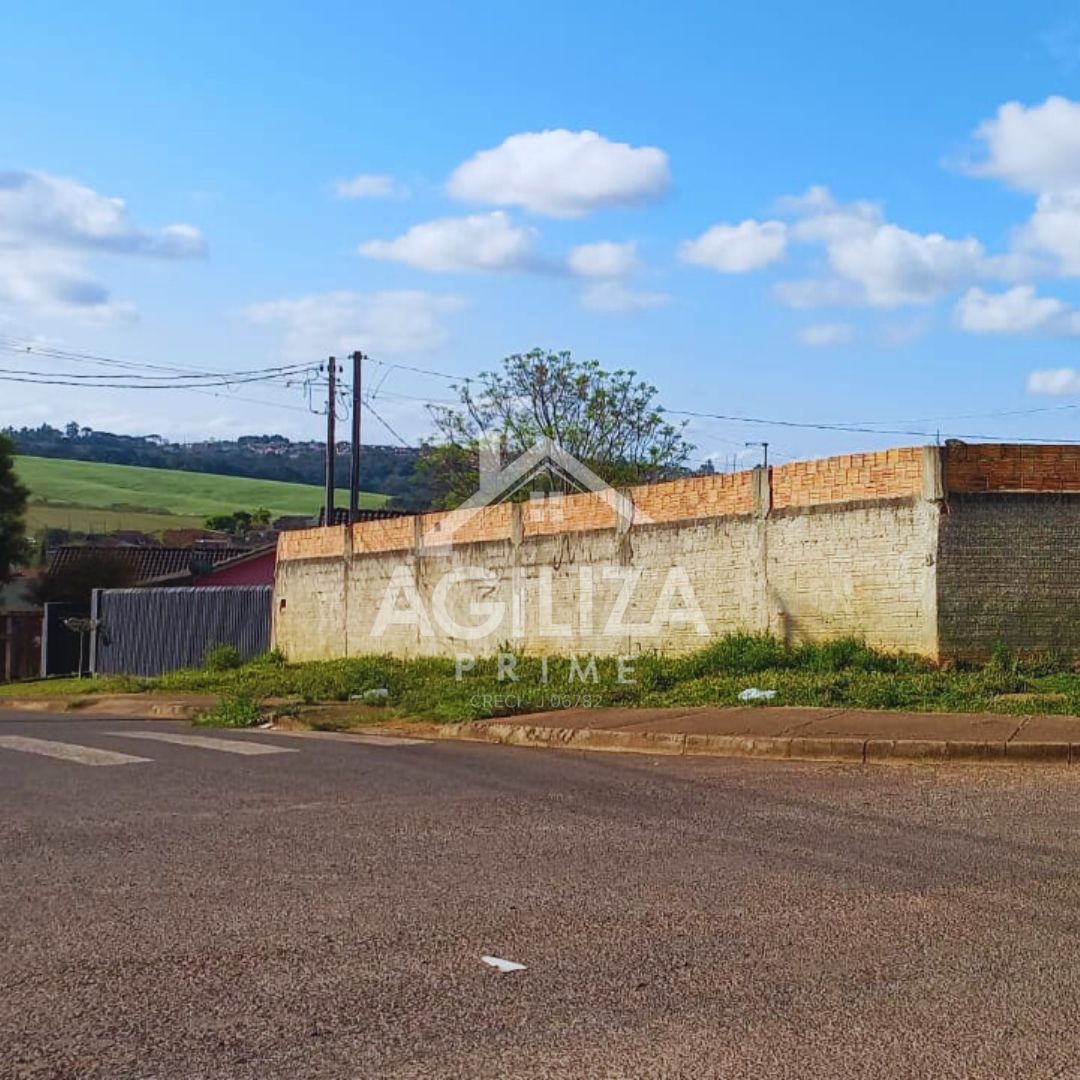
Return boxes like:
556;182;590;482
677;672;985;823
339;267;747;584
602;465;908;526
8;636;1080;723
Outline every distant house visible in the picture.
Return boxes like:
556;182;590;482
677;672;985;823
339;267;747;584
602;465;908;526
139;545;277;588
46;544;248;586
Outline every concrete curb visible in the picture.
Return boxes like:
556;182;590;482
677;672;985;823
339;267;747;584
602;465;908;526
391;720;1080;766
0;696;204;719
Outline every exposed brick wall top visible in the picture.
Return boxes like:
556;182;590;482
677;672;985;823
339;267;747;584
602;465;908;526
945;443;1080;493
630;471;755;523
278;526;346;561
771;447;924;509
277;448;928;561
352;516;414;554
523;490;618;537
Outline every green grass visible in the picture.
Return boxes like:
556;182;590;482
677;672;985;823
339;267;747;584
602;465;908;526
7;634;1080;724
15;455;388;527
24;503;205;536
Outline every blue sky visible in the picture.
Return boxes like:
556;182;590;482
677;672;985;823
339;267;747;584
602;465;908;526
5;1;1080;466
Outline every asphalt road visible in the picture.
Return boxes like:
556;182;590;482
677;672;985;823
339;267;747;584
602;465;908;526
4;713;1080;1080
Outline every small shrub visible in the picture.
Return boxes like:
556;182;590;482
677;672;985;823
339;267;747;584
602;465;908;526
197;694;261;727
204;644;244;673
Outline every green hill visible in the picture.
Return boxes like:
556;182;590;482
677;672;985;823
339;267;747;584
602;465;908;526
15;455;386;535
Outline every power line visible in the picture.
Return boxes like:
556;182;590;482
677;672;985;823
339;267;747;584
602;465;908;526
13;330;1080;447
366;357;471;383
664;408;1080;445
0;338;298;379
0;363;311;384
362;397;413;448
0;368;313;389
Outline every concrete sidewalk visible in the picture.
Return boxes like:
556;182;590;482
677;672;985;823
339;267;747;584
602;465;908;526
394;706;1080;765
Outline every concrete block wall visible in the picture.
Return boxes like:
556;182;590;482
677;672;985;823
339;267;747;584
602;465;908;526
275;441;1080;662
938;493;1080;660
766;499;940;656
274;445;947;661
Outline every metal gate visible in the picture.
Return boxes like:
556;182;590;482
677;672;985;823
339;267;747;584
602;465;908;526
41;602;90;677
1;611;41;683
90;586;272;677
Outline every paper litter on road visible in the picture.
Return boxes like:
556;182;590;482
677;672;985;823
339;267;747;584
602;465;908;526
738;688;777;701
481;955;527;973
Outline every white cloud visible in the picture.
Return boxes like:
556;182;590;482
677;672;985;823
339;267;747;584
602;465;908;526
774;185;836;216
334;174;398;199
0;169;204;319
1017;189;1080;274
829;224;985;306
580;280;669;313
954;285;1080;335
0;170;204;256
246;290;466;359
961;99;1080;278
796;322;855;347
447;129;670;218
566;240;663;313
1028;368;1080;395
359;211;537;273
968;97;1080;193
567;240;639;278
679;220;787;273
774;186;988;308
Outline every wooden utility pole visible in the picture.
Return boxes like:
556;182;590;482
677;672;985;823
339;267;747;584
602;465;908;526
348;351;364;523
324;357;338;526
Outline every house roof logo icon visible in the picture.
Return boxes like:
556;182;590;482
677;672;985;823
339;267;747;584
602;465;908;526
418;437;654;554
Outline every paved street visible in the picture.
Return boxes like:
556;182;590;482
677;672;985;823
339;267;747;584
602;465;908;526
4;712;1080;1079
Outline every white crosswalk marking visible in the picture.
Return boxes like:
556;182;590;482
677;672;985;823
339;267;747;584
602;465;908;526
0;735;150;766
105;731;296;756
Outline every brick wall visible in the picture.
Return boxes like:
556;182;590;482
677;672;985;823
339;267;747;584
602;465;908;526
771;447;925;509
275;497;938;660
278;526;346;560
937;493;1080;659
945;443;1080;493
280;451;909;563
273;442;1080;662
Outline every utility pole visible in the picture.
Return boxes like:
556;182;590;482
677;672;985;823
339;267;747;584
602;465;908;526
746;440;769;469
348;351;364;523
324;357;338;526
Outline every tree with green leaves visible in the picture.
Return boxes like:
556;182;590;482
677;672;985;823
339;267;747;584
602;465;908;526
0;432;29;584
419;349;693;508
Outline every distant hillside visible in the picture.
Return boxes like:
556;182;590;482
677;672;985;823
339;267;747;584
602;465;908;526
6;423;430;507
15;455;386;535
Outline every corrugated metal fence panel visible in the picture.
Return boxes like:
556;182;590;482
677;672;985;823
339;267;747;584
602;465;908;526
92;586;272;677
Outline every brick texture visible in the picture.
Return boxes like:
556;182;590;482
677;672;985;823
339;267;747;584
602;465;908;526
277;526;346;560
771;448;924;510
937;493;1080;659
275;497;940;661
945;443;1080;493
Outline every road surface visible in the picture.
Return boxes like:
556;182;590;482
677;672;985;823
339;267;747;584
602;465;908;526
3;711;1080;1079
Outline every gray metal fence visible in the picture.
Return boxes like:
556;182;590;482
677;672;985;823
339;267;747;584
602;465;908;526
90;586;272;677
